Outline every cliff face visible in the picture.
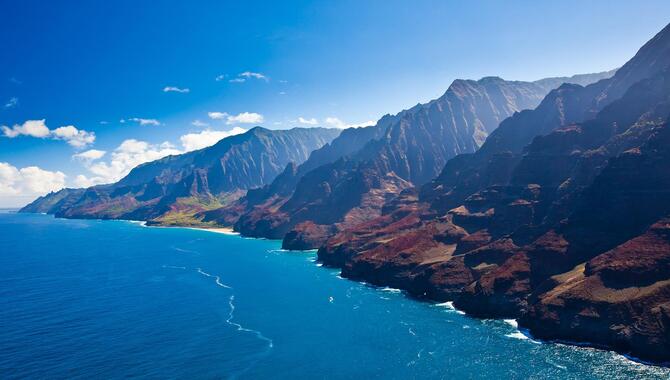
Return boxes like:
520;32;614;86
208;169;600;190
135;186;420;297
317;23;670;363
20;127;340;224
223;73;613;249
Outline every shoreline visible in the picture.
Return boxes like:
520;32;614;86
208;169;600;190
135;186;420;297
185;226;239;235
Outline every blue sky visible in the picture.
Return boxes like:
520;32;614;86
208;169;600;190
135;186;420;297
1;0;669;207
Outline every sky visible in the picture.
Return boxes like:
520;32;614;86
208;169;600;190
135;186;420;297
1;0;669;207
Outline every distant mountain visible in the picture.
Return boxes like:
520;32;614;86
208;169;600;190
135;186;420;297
21;127;340;225
220;71;614;248
318;22;670;363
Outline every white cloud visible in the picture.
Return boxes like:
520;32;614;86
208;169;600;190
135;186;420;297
163;86;190;93
215;74;226;81
208;111;229;120
208;111;264;125
191;119;209;127
279;91;286;95
52;125;96;148
0;162;67;206
4;97;18;108
324;117;375;129
73;149;106;162
239;71;268;81
129;118;160;126
180;127;247;152
78;139;181;185
1;120;96;147
226;112;263;125
229;78;245;83
76;123;250;186
298;117;318;125
72;174;99;188
2;119;50;138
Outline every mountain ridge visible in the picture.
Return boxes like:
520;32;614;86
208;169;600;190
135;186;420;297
223;71;615;248
316;22;670;363
21;127;340;225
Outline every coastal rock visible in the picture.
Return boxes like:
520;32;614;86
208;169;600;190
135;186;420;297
522;219;670;362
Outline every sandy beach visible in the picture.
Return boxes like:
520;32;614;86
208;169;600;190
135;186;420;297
187;226;239;235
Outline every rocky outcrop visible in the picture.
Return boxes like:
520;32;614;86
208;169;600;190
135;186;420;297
523;220;670;363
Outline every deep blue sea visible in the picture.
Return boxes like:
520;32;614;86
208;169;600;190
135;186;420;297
1;211;669;379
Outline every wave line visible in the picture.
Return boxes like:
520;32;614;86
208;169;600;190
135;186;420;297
196;268;232;289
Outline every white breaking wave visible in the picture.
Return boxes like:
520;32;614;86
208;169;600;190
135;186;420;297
121;219;147;226
194;268;273;348
194;267;273;378
196;268;232;289
435;301;466;315
506;331;529;340
381;286;402;293
505;329;540;344
267;249;289;253
503;319;519;329
227;295;274;349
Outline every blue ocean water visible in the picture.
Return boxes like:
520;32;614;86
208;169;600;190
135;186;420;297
1;212;668;379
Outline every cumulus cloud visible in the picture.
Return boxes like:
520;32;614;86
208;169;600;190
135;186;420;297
163;86;190;93
324;117;375;129
1;119;50;138
72;174;99;188
180;127;247;152
0;162;67;206
4;97;18;108
73;149;106;162
77;139;181;186
226;112;263;124
215;74;226;81
208;111;264;125
1;120;96;147
52;125;96;148
208;112;228;120
128;118;160;126
74;123;251;187
298;117;318;125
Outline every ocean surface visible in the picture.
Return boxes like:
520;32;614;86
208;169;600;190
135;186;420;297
1;211;669;379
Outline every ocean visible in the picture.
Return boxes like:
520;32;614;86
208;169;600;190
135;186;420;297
1;211;668;379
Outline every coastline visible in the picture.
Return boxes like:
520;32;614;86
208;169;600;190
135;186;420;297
149;223;240;236
24;212;670;368
187;226;239;235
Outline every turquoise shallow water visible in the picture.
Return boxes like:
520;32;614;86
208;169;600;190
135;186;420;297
1;212;669;379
